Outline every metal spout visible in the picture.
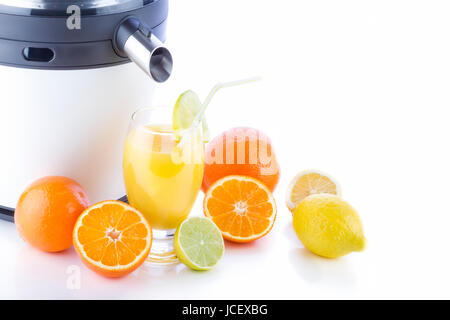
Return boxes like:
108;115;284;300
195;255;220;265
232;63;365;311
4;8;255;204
115;17;173;83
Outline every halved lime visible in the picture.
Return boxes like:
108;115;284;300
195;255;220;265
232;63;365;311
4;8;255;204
174;217;224;271
172;90;210;141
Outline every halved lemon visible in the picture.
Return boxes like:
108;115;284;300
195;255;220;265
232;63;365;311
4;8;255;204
286;170;341;212
73;200;152;278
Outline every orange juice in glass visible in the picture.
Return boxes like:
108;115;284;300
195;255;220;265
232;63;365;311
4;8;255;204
123;107;204;264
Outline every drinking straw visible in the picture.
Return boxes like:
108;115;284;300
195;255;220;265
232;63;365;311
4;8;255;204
177;76;261;149
192;76;262;128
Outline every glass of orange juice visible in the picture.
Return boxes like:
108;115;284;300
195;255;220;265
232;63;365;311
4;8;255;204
123;107;204;265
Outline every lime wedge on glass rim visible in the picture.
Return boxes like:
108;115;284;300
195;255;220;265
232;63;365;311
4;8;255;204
174;217;225;271
173;90;210;142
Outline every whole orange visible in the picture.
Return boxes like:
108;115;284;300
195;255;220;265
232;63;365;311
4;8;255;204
15;176;90;252
202;127;280;193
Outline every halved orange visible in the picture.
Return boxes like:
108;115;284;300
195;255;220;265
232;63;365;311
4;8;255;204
203;175;277;243
73;200;152;278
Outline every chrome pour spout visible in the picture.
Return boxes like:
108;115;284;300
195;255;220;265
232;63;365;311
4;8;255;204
114;17;173;83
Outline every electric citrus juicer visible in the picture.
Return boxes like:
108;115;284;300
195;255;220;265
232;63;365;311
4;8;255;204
0;0;173;221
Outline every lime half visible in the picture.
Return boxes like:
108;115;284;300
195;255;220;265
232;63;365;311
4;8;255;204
174;217;224;271
173;90;210;141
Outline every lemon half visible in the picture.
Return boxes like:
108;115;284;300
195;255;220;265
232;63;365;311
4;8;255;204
286;170;341;212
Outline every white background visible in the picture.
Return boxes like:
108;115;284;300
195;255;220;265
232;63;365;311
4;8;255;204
1;0;450;299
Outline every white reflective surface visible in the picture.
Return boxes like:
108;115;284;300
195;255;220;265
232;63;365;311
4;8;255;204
1;0;450;299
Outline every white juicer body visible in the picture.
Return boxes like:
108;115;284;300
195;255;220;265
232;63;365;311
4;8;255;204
0;63;155;207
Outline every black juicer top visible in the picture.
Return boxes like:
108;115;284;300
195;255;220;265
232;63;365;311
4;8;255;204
0;0;169;69
0;0;155;16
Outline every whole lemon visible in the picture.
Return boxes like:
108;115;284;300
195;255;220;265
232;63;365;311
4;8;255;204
293;194;365;258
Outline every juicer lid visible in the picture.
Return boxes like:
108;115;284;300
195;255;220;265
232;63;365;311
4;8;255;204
0;0;154;16
0;0;171;74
